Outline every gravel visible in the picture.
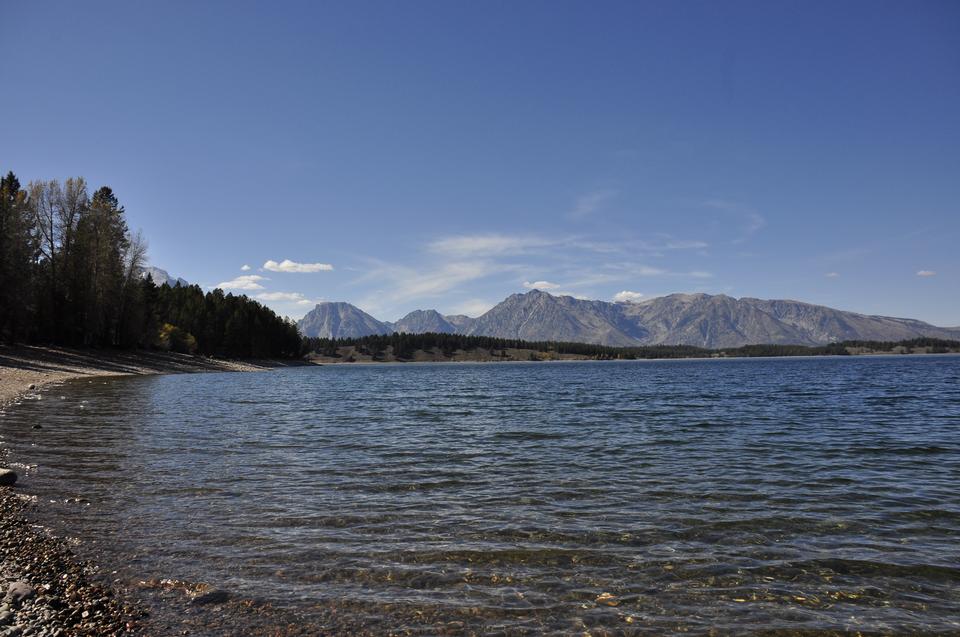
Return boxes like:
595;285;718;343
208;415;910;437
0;487;144;636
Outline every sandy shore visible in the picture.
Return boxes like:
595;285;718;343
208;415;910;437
0;346;314;636
0;345;306;410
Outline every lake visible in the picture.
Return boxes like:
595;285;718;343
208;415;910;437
2;356;959;635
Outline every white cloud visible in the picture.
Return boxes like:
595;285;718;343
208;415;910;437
613;290;645;303
916;270;936;277
428;234;553;257
256;291;307;302
216;275;268;291
263;259;334;273
523;280;560;290
240;264;251;271
569;189;618;219
826;272;840;278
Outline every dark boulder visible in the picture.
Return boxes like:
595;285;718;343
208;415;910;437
190;588;229;605
0;469;17;486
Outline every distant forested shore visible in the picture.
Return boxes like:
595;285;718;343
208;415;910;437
303;333;960;363
0;171;300;357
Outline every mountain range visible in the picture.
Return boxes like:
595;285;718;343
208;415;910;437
297;290;960;349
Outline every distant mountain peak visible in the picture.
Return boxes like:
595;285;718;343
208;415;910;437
390;309;456;335
296;290;959;347
297;301;389;339
139;266;188;288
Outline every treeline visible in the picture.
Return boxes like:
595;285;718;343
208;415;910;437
302;332;712;360
0;171;299;358
303;332;959;361
840;337;958;353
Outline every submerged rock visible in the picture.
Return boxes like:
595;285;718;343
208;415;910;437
190;588;229;605
0;469;17;487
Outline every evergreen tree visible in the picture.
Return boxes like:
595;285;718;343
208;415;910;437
0;172;37;341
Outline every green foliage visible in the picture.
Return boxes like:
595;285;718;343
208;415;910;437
155;323;198;354
0;171;36;342
140;280;302;358
1;169;301;359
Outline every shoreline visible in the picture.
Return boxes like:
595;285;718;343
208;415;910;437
0;344;311;410
0;345;314;636
306;350;960;366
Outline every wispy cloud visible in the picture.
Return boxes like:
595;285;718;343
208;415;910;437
216;274;268;291
552;291;592;300
428;234;553;257
569;189;618;219
826;272;840;278
916;270;936;277
240;264;251;271
256;291;311;303
263;259;334;273
613;290;645;303
523;280;560;290
354;260;513;315
702;199;766;243
429;233;707;260
449;299;495;317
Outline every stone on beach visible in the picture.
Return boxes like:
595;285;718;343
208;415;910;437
0;470;17;487
5;582;34;605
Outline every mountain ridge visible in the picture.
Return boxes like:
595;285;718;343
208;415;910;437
297;290;960;348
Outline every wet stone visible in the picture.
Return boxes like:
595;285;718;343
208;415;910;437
0;470;17;487
190;588;229;605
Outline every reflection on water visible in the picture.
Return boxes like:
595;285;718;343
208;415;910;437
2;356;960;634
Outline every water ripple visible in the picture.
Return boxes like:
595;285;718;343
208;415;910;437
2;356;960;634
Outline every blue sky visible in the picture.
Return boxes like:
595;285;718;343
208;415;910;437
2;1;958;325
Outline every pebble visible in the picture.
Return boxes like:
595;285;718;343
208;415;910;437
0;488;146;636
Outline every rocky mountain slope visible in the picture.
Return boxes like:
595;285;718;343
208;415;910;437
388;310;457;334
297;291;959;348
297;302;390;339
461;290;646;346
139;266;188;287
